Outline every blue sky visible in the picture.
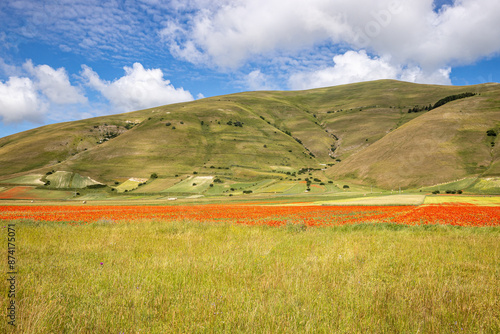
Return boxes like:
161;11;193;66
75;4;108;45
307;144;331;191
1;0;500;138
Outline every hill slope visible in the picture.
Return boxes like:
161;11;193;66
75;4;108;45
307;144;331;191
1;79;499;192
326;84;500;188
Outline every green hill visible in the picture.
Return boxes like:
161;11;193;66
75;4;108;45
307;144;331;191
1;79;499;196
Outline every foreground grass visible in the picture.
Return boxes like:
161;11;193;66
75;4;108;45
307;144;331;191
2;220;499;333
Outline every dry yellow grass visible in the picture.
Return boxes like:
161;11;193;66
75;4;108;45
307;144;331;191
424;195;500;206
315;194;426;206
2;219;499;333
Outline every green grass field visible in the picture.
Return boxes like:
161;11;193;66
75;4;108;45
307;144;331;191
2;219;499;333
467;177;500;194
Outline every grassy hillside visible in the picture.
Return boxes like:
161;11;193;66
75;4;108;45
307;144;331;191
1;79;499;193
327;85;500;188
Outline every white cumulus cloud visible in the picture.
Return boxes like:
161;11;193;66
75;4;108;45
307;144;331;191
385;0;500;69
0;76;47;123
163;0;500;79
245;70;277;91
162;0;355;68
81;62;194;112
24;60;87;104
289;51;397;89
289;51;451;90
0;60;89;125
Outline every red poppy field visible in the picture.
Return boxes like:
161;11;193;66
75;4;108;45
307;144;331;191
1;203;499;227
0;187;37;200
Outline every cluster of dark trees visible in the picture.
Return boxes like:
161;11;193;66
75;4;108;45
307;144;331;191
432;92;476;109
297;167;322;175
209;166;230;170
408;105;433;113
432;190;462;194
226;120;243;127
408;92;476;114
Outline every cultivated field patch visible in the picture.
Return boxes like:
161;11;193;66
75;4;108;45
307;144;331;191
258;181;296;193
46;171;101;188
0;186;73;200
0;186;35;199
131;178;179;193
163;176;214;193
0;174;44;185
467;177;500;194
424;195;500;206
317;194;426;206
115;178;147;193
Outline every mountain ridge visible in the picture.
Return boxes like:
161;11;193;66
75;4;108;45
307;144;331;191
1;79;500;193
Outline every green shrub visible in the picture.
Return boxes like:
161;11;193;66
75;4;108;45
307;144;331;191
86;184;106;189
